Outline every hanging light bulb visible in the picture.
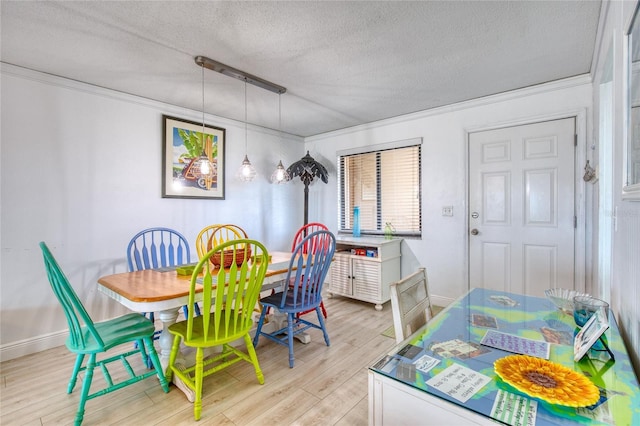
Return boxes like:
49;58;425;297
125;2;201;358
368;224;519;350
236;80;256;182
199;152;211;175
239;154;256;180
271;94;290;184
271;160;290;183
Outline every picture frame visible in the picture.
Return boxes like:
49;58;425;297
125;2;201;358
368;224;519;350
162;115;225;199
573;307;610;361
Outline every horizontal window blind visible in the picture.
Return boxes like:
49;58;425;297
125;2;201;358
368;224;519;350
339;144;421;237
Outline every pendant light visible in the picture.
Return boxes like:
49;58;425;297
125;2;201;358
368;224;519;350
271;93;291;184
194;56;287;184
196;62;214;185
236;80;257;181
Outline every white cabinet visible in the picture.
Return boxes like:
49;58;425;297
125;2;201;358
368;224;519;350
328;237;401;310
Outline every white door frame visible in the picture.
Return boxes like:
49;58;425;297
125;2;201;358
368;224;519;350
464;109;588;293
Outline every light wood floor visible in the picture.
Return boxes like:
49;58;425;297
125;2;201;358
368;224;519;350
0;294;397;425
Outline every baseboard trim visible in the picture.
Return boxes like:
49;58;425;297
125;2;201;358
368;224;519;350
0;330;68;362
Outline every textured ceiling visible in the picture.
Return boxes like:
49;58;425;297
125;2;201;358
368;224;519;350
1;1;601;137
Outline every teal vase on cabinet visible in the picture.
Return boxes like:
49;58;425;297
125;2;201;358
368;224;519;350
353;206;361;237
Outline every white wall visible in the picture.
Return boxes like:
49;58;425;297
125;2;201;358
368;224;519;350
305;78;593;308
0;65;305;359
590;0;640;375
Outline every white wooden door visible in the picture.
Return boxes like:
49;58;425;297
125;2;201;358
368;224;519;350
469;118;576;297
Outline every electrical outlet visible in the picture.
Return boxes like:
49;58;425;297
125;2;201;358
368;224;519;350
442;206;453;217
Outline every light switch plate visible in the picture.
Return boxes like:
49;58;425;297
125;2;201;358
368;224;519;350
442;206;453;216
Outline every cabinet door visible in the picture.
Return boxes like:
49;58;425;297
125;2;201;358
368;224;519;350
329;254;353;296
352;259;381;301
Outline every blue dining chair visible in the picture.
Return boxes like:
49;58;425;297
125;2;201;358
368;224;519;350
40;242;169;425
291;222;329;319
126;227;201;334
253;230;336;367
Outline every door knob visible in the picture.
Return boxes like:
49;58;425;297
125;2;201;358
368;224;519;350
470;228;479;235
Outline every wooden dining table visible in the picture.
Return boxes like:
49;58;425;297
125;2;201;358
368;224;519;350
97;251;294;370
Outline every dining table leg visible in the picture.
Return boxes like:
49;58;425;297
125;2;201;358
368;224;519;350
156;308;180;370
156;307;196;403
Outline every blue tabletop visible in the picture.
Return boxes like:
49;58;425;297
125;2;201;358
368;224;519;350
370;288;640;425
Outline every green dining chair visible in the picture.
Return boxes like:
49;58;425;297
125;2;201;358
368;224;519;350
165;239;269;421
39;242;169;425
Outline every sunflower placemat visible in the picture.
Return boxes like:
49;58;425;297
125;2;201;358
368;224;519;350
494;355;600;407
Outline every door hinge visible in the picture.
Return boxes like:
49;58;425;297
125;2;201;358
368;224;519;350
574;134;578;146
574;216;577;228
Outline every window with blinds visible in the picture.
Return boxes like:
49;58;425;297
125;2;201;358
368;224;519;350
338;141;421;237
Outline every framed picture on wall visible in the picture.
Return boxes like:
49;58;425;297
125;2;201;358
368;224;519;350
162;115;225;199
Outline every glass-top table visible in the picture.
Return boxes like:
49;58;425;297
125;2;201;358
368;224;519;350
368;288;640;425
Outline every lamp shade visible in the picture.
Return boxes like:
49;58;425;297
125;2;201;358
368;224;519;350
236;154;256;181
286;151;329;225
270;160;290;184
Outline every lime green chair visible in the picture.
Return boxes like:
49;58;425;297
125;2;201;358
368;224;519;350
39;242;169;425
166;239;269;421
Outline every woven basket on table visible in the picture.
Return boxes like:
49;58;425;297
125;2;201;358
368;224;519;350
206;225;252;267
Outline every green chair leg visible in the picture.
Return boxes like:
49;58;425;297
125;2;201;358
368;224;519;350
75;354;96;426
68;354;85;394
244;334;264;384
194;348;204;421
144;337;169;392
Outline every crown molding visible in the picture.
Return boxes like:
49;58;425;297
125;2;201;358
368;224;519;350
1;62;301;142
307;74;593;142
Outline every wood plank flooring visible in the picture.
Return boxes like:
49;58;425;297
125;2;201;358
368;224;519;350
0;294;397;425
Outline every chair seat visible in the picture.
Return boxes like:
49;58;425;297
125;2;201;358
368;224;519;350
260;291;320;313
68;313;156;354
168;310;251;347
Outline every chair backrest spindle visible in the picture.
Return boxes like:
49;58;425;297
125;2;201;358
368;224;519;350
291;222;329;254
196;224;247;258
127;227;190;272
281;230;335;310
187;239;268;342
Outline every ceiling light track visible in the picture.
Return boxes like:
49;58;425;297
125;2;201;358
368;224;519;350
195;56;286;94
